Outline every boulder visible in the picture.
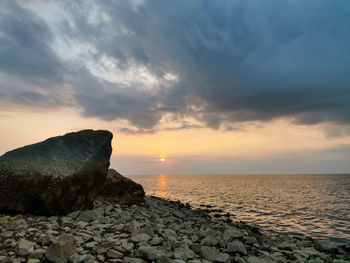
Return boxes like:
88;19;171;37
0;129;113;215
96;169;145;204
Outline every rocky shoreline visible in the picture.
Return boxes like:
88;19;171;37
1;196;349;263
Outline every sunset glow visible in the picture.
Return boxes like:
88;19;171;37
0;0;349;175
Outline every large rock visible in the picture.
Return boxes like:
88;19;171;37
96;169;145;204
0;129;113;215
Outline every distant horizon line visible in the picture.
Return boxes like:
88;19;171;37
125;172;350;176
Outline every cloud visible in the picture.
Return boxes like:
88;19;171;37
117;123;203;135
0;0;63;82
0;0;349;132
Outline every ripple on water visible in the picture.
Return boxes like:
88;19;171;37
131;173;350;245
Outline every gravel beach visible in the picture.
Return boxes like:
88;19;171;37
1;196;349;263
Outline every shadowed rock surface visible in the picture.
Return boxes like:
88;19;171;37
96;169;145;204
0;129;113;215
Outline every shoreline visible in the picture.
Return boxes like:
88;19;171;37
1;196;349;263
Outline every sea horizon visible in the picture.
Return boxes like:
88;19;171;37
127;173;350;176
132;173;350;245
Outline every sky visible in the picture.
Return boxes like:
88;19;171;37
0;0;350;175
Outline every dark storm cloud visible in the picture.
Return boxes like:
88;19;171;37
71;67;163;129
0;0;63;82
1;0;350;131
11;91;62;106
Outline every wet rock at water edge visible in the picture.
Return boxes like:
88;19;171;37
0;129;113;215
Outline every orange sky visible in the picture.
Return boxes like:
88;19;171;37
1;107;349;174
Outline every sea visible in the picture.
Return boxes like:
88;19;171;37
130;174;350;245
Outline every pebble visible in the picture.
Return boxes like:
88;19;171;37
227;240;247;255
106;249;123;259
45;240;75;262
16;239;35;256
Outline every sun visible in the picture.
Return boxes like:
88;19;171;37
160;155;165;162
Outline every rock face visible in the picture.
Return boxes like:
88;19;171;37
96;169;145;204
0;129;113;215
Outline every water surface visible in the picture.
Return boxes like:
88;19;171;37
131;174;350;244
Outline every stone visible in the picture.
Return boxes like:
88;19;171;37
106;249;123;259
233;256;246;263
1;231;13;238
0;129;112;215
96;169;145;204
316;240;339;253
278;240;296;250
246;256;270;263
123;257;144;263
223;228;244;242
130;233;151;243
200;246;217;261
67;211;80;219
227;240;247;255
173;247;195;260
96;242;115;254
45;241;76;263
201;234;219;246
173;211;185;219
83;255;96;263
190;243;201;254
243;235;257;245
38;234;54;246
138;225;155;238
294;247;321;258
28;249;45;259
136;246;164;260
216;252;231;263
120;242;134;251
150;236;163;246
78;210;100;222
307;259;324;263
85;241;98;248
16;239;35;256
58;234;75;243
157;256;172;263
27;260;40;263
1;257;21;263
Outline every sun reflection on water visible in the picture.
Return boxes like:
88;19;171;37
132;174;350;244
157;174;167;198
